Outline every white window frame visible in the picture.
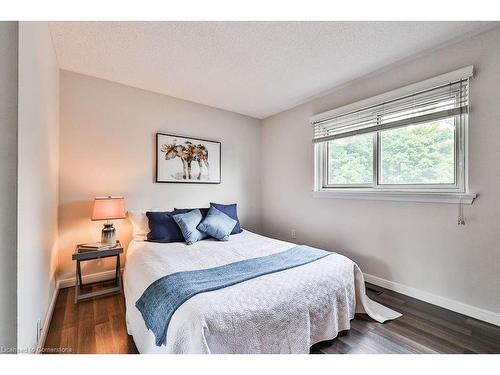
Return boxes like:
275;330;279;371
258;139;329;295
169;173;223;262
312;67;476;204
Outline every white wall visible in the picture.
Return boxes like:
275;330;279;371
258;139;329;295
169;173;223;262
0;21;18;351
58;70;262;280
261;27;500;321
17;22;60;351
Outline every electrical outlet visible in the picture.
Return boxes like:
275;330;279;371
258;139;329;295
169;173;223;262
291;229;297;240
36;318;42;344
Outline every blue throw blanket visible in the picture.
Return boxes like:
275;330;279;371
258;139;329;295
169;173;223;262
135;245;331;346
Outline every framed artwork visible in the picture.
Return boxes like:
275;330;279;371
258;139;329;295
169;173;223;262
156;133;221;184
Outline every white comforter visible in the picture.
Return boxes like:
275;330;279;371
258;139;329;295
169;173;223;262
123;230;400;354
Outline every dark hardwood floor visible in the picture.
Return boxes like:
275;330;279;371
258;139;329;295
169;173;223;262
44;282;500;354
44;281;138;354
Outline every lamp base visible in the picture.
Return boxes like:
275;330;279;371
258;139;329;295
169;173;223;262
101;223;116;245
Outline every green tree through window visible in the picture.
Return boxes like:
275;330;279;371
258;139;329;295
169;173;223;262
380;118;455;184
328;133;373;185
327;117;455;185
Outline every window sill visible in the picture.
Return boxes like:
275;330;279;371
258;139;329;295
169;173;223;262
312;190;476;204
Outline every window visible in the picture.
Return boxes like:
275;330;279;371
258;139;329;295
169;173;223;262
312;67;476;203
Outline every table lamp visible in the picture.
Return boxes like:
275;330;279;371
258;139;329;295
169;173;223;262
91;196;126;245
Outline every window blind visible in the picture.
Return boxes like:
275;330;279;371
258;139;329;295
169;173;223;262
312;78;470;143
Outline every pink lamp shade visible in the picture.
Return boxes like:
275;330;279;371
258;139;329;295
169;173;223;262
91;196;126;221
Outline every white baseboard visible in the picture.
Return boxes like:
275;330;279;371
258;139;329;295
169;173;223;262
364;273;500;327
58;268;124;289
36;283;60;354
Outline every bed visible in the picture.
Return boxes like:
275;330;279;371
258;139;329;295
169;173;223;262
123;229;400;354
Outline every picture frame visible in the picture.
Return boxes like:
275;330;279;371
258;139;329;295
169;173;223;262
156;133;221;184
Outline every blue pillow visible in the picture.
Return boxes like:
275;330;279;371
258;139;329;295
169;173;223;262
174;207;209;218
197;206;237;241
172;209;209;245
210;203;242;234
146;211;185;243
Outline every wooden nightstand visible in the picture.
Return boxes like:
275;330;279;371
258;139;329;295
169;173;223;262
72;241;124;304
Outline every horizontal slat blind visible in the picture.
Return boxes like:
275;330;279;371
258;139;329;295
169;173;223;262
312;78;470;143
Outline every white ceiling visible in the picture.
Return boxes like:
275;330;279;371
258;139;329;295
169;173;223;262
49;21;496;119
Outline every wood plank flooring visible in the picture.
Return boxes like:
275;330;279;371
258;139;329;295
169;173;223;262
44;281;138;354
44;282;500;354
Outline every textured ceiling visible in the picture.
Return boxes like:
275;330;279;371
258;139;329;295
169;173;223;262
50;21;496;119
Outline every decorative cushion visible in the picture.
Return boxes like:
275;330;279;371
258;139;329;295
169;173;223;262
146;211;185;243
210;203;242;234
128;208;164;241
174;207;209;217
172;209;209;245
197;206;238;241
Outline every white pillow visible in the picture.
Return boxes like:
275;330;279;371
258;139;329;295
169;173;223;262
127;208;165;241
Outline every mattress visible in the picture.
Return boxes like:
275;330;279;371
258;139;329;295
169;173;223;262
123;230;400;354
